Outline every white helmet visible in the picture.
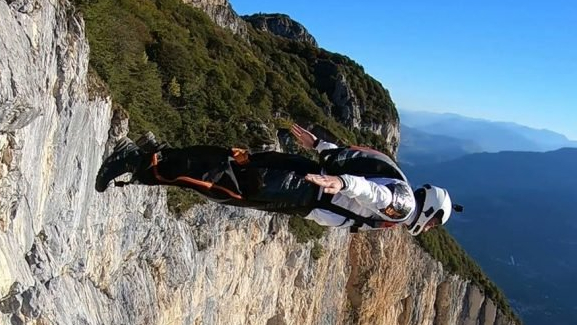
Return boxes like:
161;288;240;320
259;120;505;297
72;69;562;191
407;184;452;236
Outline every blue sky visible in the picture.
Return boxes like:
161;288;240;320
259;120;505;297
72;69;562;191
231;0;577;140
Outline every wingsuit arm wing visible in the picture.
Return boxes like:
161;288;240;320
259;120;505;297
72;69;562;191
338;174;394;212
314;139;338;152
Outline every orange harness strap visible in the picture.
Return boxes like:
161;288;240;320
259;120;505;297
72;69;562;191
151;153;243;200
231;148;250;165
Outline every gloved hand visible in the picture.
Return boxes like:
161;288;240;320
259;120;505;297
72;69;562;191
290;123;318;149
304;174;344;194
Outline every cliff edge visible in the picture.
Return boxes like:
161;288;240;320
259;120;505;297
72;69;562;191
0;0;517;324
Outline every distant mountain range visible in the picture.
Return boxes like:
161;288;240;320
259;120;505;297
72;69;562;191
398;124;481;165
404;147;577;325
398;110;577;165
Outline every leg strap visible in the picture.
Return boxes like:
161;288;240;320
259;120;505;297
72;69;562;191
150;153;243;200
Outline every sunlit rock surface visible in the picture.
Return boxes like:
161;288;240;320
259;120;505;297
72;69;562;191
0;0;516;324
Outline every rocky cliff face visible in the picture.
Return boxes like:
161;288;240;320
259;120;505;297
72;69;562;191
347;231;514;325
0;0;516;324
182;0;248;36
243;13;318;47
183;2;399;152
330;72;400;154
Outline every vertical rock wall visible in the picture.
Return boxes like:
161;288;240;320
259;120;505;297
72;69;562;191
346;230;515;325
0;0;517;324
182;0;248;36
242;14;319;47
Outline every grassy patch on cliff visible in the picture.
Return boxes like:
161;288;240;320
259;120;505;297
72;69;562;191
288;217;325;243
418;228;522;324
79;0;395;150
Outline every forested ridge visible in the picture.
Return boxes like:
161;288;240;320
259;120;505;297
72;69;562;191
77;0;519;321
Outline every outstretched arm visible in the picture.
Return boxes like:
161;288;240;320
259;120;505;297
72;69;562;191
290;123;338;152
338;175;392;207
304;174;344;194
340;175;414;222
291;123;342;194
306;174;392;207
290;123;317;149
306;173;412;221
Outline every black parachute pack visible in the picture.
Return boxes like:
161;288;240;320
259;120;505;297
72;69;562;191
319;145;408;182
315;145;410;232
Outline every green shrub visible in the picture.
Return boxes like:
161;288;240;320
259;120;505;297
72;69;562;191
311;241;324;260
79;2;518;322
288;217;326;244
417;228;521;324
166;187;204;215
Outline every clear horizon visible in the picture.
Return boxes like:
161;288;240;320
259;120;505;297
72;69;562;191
399;107;576;140
231;0;577;140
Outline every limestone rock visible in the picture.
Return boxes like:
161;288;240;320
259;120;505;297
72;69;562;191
243;14;318;47
331;73;401;155
183;0;248;37
332;73;362;129
345;229;514;325
0;0;517;324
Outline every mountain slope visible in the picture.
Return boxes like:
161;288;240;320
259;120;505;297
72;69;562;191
0;0;518;324
400;110;577;152
83;0;400;154
405;148;577;325
399;124;482;165
496;121;577;149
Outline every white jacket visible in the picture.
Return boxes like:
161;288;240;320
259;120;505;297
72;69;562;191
304;140;417;231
